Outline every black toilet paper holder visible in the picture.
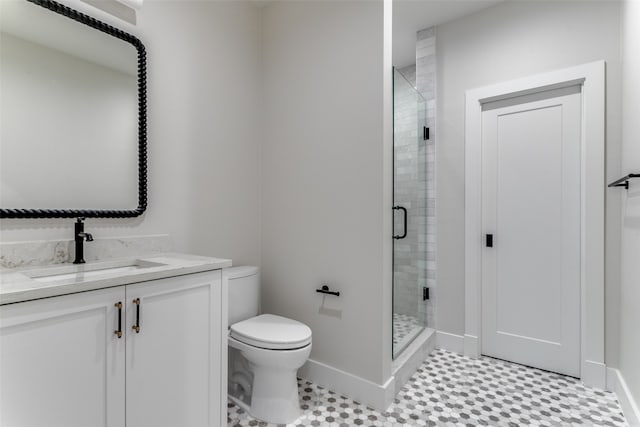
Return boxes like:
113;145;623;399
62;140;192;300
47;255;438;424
316;285;340;297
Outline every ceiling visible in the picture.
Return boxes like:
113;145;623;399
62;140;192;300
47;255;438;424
393;0;503;68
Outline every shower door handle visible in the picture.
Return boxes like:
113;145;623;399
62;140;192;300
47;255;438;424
393;206;407;239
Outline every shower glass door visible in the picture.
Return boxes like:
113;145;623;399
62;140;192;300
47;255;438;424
392;68;428;359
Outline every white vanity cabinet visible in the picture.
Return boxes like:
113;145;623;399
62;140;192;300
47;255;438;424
0;269;227;427
125;271;226;427
0;286;126;427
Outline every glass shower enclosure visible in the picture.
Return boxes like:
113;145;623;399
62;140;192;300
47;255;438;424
392;68;428;358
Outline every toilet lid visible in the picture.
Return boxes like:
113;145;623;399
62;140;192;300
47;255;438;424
230;314;312;350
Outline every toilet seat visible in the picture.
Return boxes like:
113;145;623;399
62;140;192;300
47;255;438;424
230;314;312;350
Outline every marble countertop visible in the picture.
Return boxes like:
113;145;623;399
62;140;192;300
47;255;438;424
0;252;232;305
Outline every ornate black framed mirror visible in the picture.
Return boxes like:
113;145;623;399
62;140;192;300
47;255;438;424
0;0;147;219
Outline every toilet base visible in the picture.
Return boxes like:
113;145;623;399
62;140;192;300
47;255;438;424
249;363;301;424
228;336;311;424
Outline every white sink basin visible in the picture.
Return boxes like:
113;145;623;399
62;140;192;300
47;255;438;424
24;259;166;284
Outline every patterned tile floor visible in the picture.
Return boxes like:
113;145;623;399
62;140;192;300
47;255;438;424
393;313;424;356
228;348;628;427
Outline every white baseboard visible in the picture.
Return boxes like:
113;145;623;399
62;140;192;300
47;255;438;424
582;359;607;390
464;334;480;358
607;367;640;426
436;330;465;354
298;359;395;412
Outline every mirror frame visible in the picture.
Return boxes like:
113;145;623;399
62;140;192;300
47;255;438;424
0;0;147;219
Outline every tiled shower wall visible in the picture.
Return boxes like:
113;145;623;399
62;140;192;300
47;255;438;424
392;28;436;329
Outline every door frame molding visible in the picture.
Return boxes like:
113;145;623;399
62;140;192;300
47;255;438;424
464;61;606;388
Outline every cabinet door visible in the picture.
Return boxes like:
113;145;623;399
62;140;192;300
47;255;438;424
0;287;126;427
125;270;225;427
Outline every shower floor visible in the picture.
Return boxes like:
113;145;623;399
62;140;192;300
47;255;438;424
393;313;424;357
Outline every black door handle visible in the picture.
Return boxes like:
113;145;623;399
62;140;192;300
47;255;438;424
486;234;493;247
393;206;407;239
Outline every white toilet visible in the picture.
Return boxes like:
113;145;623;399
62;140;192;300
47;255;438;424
226;266;312;424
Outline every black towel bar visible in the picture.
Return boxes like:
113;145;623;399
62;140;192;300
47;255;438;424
608;173;640;190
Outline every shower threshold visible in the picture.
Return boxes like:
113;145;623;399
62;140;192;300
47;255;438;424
392;313;425;358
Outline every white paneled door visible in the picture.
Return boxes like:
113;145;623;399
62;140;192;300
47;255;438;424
481;85;581;377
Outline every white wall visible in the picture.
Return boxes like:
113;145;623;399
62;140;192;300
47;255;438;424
619;0;640;409
260;1;391;385
0;0;262;267
434;1;622;364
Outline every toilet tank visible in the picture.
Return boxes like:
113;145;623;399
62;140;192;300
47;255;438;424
226;266;260;326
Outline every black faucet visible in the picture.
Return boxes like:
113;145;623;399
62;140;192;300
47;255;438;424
73;218;94;264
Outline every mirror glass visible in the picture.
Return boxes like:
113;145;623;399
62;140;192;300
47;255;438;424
0;0;142;214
